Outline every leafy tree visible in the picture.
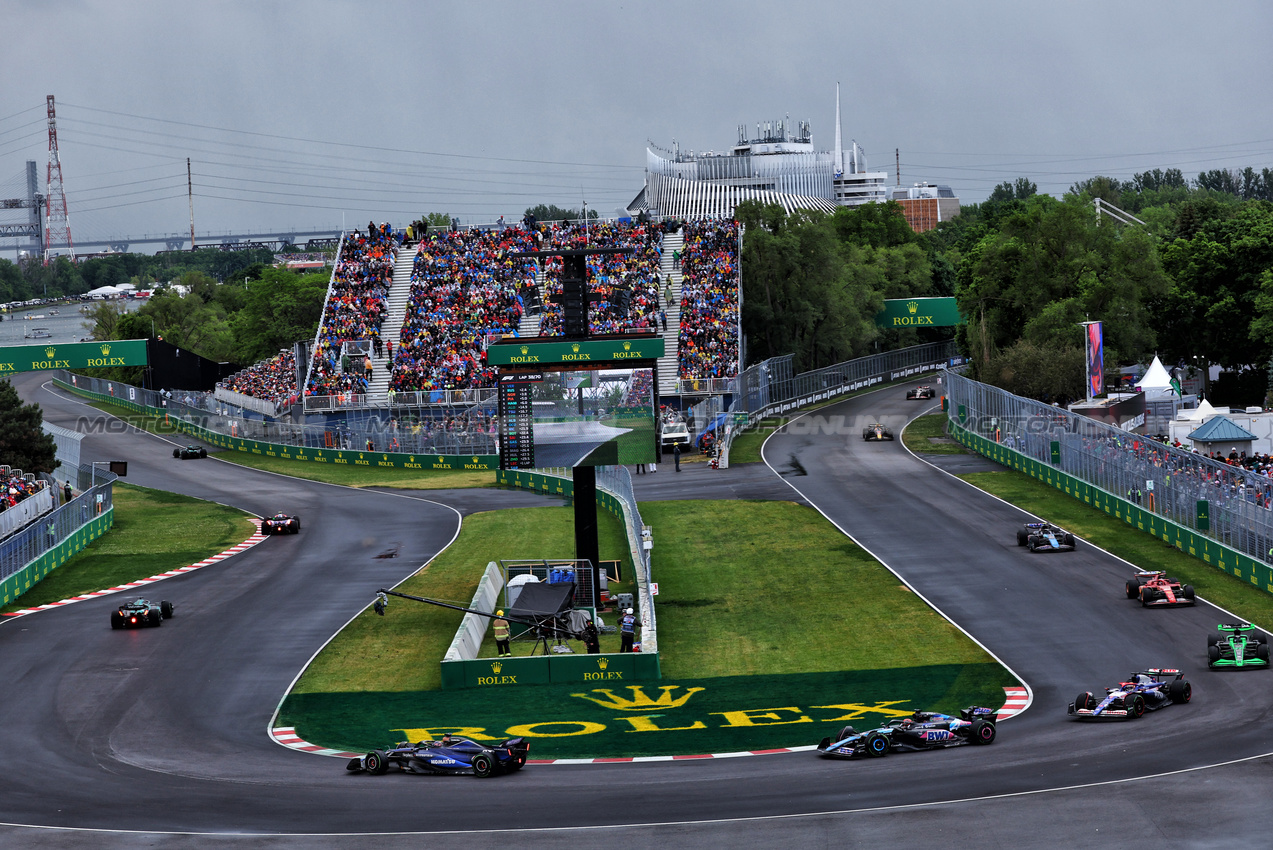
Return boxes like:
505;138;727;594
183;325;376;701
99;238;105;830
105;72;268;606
829;200;916;248
1153;201;1273;395
229;268;328;363
0;379;58;474
523;204;597;223
85;301;127;341
982;340;1085;403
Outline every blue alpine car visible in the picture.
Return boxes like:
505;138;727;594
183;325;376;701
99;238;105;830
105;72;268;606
347;736;529;777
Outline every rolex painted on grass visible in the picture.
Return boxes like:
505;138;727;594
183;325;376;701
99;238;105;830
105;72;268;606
279;663;1016;759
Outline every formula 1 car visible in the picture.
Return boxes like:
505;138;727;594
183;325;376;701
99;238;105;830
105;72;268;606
1068;669;1191;720
1016;521;1076;552
347;736;529;778
262;512;301;534
173;445;207;459
111;598;174;629
816;706;997;758
1125;570;1195;607
906;385;936;400
1207;623;1270;669
862;423;894;441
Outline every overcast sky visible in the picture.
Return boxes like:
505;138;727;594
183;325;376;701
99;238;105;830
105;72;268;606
2;0;1270;254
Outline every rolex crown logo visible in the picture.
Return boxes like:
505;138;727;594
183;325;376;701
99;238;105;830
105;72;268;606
100;343;112;356
472;456;479;463
520;345;529;355
572;343;580;353
570;685;705;711
597;657;609;670
437;456;444;463
492;661;502;674
623;341;632;350
907;301;919;315
45;346;56;358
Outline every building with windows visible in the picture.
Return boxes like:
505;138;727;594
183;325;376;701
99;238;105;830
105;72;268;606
627;87;958;231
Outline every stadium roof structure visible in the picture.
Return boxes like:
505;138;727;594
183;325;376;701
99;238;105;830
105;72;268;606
1187;415;1258;444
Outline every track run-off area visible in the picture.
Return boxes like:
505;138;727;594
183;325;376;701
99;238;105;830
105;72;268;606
1;370;1271;848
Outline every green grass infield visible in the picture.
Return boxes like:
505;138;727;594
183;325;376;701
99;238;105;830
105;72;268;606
279;662;1013;758
902;412;968;455
2;483;254;613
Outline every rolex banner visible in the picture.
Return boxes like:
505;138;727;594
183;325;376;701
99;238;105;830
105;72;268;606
0;339;148;376
874;298;964;328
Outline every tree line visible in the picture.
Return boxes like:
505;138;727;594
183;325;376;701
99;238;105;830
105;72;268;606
742;166;1273;408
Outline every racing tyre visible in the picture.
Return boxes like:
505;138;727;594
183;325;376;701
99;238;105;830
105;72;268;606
1182;585;1195;601
1125;579;1143;600
1207;645;1221;666
1141;589;1159;607
1063;534;1076;548
365;750;389;775
111;611;124;629
1074;692;1093;711
1124;694;1145;718
1206;635;1221;652
472;753;494;778
1168;680;1191;704
198;448;207;458
160;601;173;619
1252;633;1269;645
970;718;996;745
1027;540;1037;552
864;732;889;757
172;449;180;458
150;609;162;626
1017;530;1028;547
836;726;858;743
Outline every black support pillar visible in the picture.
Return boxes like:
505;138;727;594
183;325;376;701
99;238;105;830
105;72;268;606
573;465;601;608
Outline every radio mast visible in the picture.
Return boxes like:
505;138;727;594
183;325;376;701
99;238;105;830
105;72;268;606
43;95;74;264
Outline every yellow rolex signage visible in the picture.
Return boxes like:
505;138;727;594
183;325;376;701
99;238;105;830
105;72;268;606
486;337;665;367
0;339;148;375
875;297;964;328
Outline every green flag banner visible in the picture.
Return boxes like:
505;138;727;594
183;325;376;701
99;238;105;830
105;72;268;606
875;298;964;328
0;339;148;376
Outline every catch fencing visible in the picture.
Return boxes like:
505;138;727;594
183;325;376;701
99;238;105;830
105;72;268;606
1;462;115;600
943;369;1273;569
54;370;499;456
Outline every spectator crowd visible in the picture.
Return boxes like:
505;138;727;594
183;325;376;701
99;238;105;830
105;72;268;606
305;223;399;397
1;474;42;514
677;219;740;380
220;349;299;408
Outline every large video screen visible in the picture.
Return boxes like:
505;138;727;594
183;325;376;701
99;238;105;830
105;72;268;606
499;368;657;469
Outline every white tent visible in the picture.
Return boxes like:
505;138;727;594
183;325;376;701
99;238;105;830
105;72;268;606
1137;356;1174;391
84;285;125;298
1178;398;1217;421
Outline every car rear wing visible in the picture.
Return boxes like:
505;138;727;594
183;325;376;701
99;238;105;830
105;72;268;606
959;706;996;722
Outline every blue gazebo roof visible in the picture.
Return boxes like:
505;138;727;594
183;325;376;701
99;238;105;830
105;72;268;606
1187;415;1257;443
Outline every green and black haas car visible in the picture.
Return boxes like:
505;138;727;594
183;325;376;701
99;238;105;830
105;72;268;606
1207;623;1270;669
111;598;174;629
173;445;208;459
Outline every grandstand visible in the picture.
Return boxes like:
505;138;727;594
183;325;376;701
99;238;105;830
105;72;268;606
214;217;741;419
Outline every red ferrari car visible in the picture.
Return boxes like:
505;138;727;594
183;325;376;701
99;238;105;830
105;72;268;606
1125;570;1195;607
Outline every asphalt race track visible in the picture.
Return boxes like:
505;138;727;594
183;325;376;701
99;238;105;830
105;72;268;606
2;372;1271;848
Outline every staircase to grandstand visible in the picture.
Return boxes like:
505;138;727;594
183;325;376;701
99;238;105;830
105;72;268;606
368;246;419;403
657;230;683;393
518;267;545;337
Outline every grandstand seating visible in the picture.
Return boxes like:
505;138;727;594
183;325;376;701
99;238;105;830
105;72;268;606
303;217;741;403
305;225;398;397
677;219;740;380
219;349;298;408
